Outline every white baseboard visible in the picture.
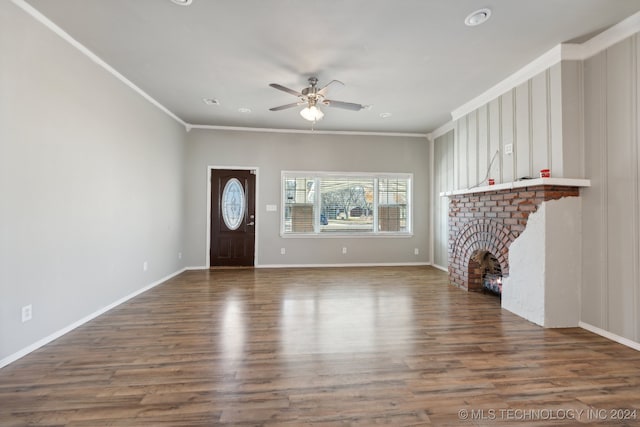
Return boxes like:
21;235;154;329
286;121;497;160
256;262;431;268
579;321;640;352
183;264;437;270
0;267;187;369
431;263;448;273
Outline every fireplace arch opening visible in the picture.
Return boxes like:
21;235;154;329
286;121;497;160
449;218;513;292
468;250;502;295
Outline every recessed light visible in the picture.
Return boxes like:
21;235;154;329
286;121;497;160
465;8;492;26
238;107;252;114
202;98;219;106
170;0;192;5
379;112;392;119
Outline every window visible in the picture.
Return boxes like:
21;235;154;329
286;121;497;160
282;172;412;236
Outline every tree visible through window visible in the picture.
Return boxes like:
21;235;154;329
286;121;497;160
282;172;412;236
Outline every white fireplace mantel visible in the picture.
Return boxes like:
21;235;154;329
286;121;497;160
439;177;591;197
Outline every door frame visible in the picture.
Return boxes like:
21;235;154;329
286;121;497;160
206;165;260;267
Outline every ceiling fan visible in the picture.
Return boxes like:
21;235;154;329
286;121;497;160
269;77;366;122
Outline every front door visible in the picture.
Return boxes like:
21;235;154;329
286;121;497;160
210;169;256;267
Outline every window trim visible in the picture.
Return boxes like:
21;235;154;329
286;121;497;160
281;171;413;238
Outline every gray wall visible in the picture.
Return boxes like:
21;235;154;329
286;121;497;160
433;130;454;269
0;2;186;362
185;129;430;267
582;34;640;343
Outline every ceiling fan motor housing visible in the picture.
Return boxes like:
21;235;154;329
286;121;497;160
268;76;365;116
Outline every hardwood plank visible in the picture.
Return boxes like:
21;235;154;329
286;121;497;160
1;266;640;426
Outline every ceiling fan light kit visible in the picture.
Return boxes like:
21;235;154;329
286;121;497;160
269;77;365;123
300;105;324;122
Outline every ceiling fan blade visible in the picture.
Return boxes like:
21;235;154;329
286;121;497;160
318;79;344;96
269;102;303;111
322;99;365;111
269;83;302;97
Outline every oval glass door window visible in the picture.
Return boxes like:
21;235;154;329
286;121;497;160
222;178;245;230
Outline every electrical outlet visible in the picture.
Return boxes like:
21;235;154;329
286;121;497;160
280;248;286;255
143;261;148;272
178;252;182;259
504;143;513;155
414;248;420;255
22;304;32;323
342;247;347;254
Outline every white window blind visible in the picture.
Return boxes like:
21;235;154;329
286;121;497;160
282;172;412;236
378;177;409;232
283;177;315;233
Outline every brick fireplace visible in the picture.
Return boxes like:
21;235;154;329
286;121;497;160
447;183;579;292
442;177;591;327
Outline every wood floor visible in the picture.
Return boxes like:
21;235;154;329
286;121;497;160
1;266;640;426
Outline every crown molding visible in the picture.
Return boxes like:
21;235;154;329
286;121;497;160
429;121;455;141
187;124;428;138
580;10;640;60
12;0;189;130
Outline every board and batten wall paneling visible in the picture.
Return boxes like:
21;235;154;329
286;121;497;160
582;34;640;343
560;61;585;178
515;81;531;178
456;117;468;189
468;111;478;187
478;105;489;185
433;130;454;269
606;37;636;339
454;63;570;188
531;72;549;174
489;98;501;182
582;49;608;329
500;89;516;183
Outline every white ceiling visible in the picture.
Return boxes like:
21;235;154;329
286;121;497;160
23;0;640;134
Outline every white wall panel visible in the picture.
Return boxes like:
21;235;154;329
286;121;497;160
501;91;516;183
433;131;454;268
488;99;501;182
604;37;637;339
515;82;532;178
550;63;564;176
457;118;468;189
468;111;478;186
478;105;489;184
581;52;607;328
531;72;550;174
582;34;640;343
